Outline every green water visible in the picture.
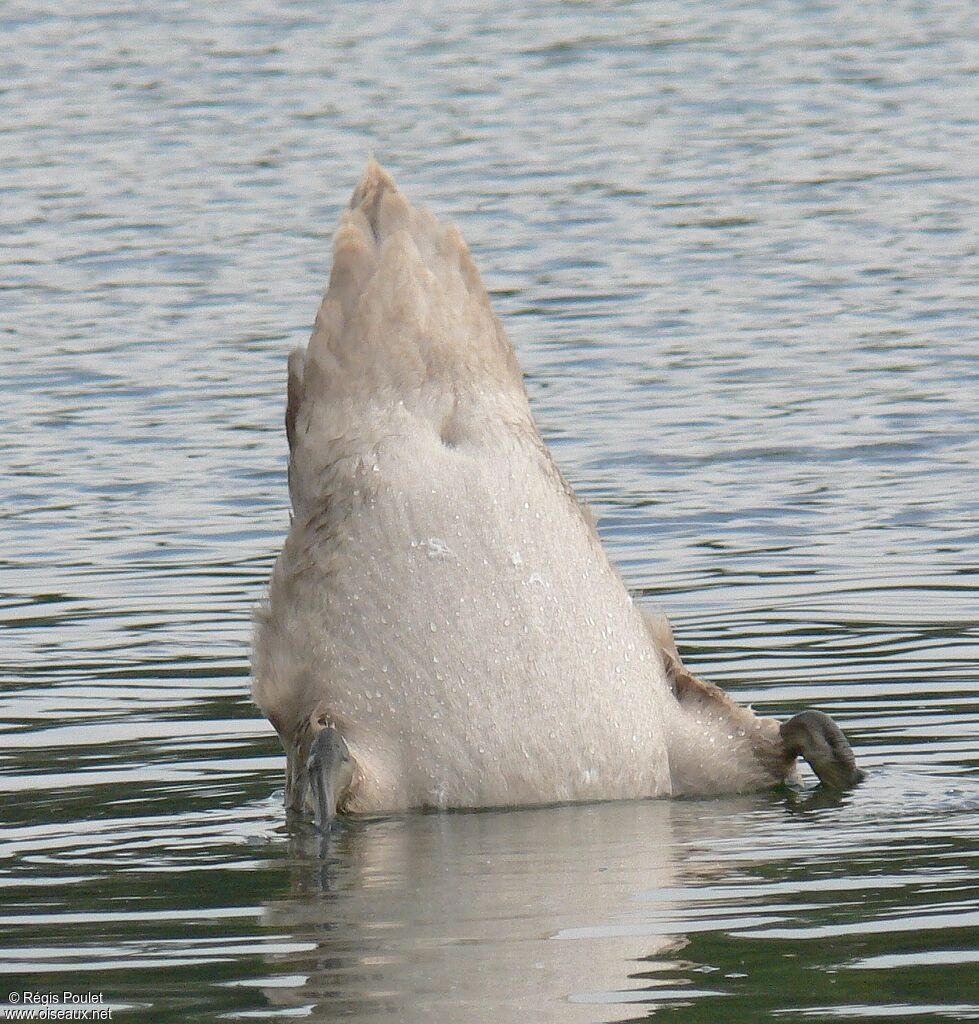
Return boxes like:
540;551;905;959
2;0;978;1020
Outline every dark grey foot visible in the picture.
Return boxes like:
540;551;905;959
306;726;354;831
780;710;863;791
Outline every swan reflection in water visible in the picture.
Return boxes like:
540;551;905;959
251;162;860;829
258;800;707;1023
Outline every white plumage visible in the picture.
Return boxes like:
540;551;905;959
252;162;851;819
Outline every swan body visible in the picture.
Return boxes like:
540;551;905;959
252;162;858;820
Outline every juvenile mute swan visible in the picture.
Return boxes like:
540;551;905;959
252;161;860;827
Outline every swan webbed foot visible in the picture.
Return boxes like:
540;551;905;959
306;726;354;831
780;710;863;791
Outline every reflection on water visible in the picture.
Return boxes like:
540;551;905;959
3;774;979;1022
256;789;979;1023
263;805;683;1024
2;0;978;1020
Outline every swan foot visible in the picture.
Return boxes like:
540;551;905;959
306;726;354;830
780;710;863;791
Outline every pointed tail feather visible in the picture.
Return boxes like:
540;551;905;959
300;160;522;407
283;162;532;518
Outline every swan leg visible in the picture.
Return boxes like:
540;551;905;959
780;710;863;791
306;726;354;830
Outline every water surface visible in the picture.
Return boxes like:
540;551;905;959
2;1;978;1020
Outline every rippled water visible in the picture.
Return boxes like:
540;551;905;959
2;1;978;1020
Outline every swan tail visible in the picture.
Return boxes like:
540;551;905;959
284;162;539;518
297;160;522;410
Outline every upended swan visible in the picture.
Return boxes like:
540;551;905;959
252;161;860;827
